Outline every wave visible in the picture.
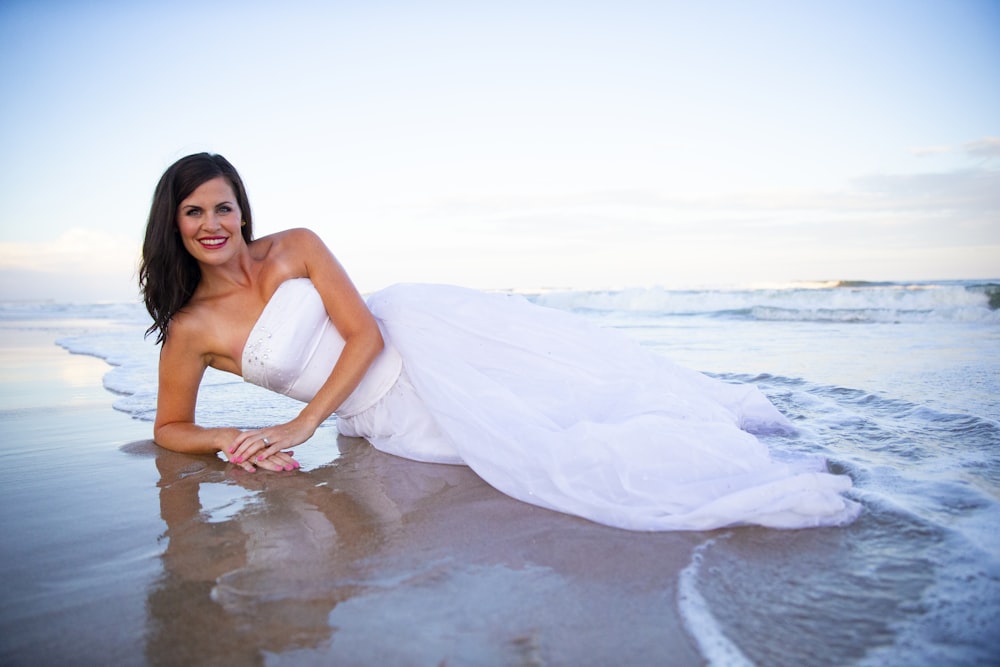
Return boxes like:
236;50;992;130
529;281;1000;324
0;300;148;324
4;282;997;326
677;538;755;667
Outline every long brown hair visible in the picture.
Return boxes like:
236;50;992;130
139;153;254;343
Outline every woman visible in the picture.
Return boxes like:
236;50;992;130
141;152;860;531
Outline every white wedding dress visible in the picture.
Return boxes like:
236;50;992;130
243;278;861;531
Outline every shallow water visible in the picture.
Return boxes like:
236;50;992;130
3;280;998;665
567;283;1000;665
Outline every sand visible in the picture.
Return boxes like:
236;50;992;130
0;327;705;666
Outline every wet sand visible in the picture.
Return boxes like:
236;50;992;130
0;327;705;666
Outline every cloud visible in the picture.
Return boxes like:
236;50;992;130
849;167;1000;214
0;228;141;301
908;136;1000;160
357;160;1000;290
909;145;953;157
415;163;1000;224
964;136;1000;159
0;228;138;274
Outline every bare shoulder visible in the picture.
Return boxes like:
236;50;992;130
282;227;323;243
286;228;332;264
162;303;214;360
252;228;328;264
254;228;324;251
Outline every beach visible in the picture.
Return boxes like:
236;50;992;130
0;326;156;664
1;282;998;665
0;324;705;666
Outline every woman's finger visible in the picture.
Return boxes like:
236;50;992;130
231;432;271;463
254;456;287;472
253;435;283;462
254;451;300;472
268;452;300;470
228;430;257;458
255;448;300;470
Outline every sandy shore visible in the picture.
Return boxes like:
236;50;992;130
0;326;706;666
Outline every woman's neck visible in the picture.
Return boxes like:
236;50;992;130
196;246;258;297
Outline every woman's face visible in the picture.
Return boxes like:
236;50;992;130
175;176;245;264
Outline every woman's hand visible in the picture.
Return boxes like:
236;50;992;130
227;448;300;473
227;417;317;470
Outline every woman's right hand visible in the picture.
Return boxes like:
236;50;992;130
227;414;319;470
225;435;300;473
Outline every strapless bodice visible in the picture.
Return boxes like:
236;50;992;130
241;278;402;418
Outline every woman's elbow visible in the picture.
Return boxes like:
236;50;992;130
362;322;385;364
152;422;177;451
371;323;385;354
355;311;383;348
152;420;194;453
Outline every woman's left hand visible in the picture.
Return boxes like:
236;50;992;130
228;417;317;469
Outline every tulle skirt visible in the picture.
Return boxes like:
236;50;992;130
338;284;861;531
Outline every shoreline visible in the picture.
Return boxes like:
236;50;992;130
5;299;999;664
1;325;706;665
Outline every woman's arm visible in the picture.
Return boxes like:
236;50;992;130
154;315;299;472
229;228;384;463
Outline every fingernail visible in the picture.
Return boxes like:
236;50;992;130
284;465;293;471
233;457;242;463
257;455;264;462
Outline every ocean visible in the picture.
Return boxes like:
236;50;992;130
2;279;998;665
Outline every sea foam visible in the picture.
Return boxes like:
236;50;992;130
530;281;1000;323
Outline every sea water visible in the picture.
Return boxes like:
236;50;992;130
14;279;1000;665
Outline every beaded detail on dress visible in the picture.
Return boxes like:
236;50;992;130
241;278;402;418
243;331;272;374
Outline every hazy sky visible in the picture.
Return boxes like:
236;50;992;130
1;0;997;301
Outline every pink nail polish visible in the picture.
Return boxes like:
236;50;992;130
233;457;241;463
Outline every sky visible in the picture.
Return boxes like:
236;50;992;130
0;0;998;301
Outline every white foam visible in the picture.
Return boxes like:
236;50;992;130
856;525;1000;666
531;282;999;323
677;538;755;667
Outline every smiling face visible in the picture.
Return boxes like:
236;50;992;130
175;176;245;264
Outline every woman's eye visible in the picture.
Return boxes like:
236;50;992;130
184;208;201;217
218;205;232;214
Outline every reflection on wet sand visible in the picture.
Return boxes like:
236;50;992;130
144;434;478;664
136;434;704;665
